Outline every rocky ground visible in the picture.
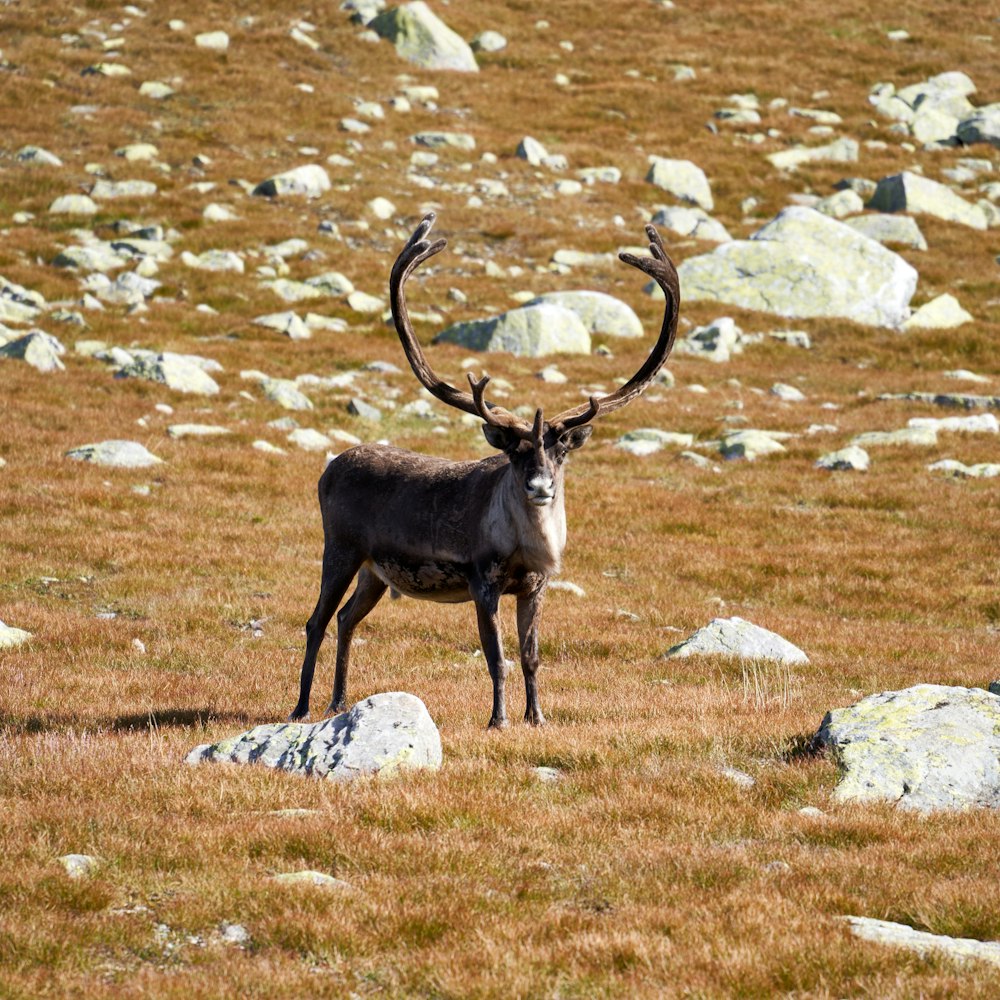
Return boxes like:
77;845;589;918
1;1;999;997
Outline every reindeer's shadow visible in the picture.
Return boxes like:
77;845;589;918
0;708;260;736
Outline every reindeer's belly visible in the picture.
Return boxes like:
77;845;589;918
368;557;472;603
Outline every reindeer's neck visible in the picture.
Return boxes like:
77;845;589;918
489;465;567;575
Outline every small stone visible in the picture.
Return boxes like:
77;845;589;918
842;915;1000;968
719;766;755;788
219;923;251;947
410;131;476;151
367;196;396;220
471;30;507;53
252;165;331;199
928;459;1000;479
181;249;244;273
203;203;239;221
116;353;220;395
195;30;230;52
909;413;998;434
851;426;937;448
901;293;973;330
0;620;32;648
58;854;100;879
347;290;385;313
517;136;549;166
532;766;561;783
645;156;713;210
253;311;310;340
816;446;870;472
347;398;382;421
252;440;287;455
166;424;231;439
271;871;352;889
770;382;806;402
90;179;158;200
49;194;98;215
16;145;63;167
287;428;333;451
720;429;788;460
262;378;313;411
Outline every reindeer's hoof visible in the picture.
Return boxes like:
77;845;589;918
487;716;510;731
288;707;309;722
524;712;547;727
323;701;347;718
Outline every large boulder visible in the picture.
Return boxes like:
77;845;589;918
435;303;591;356
186;692;442;779
867;171;987;229
816;684;1000;811
645;157;713;210
252;165;331;199
677;207;918;328
525;291;643;338
665;616;808;664
0;331;66;372
370;2;479;72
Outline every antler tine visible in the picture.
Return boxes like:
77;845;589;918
466;371;535;439
549;225;680;434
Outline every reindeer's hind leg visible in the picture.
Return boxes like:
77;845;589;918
290;541;363;721
327;564;387;714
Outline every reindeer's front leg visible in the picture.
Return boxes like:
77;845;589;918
516;575;547;726
471;570;508;729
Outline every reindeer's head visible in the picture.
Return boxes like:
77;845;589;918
388;213;680;502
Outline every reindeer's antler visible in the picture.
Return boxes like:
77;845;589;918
390;213;535;440
548;224;680;435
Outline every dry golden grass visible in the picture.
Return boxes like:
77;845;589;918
2;0;1000;996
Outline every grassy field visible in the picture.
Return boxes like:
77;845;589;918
1;1;999;996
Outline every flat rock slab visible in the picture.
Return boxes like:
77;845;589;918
817;445;870;471
816;684;1000;810
879;392;1000;412
66;440;164;468
116;353;221;395
868;171;987;230
186;692;442;780
252;165;331;199
842;916;1000;968
678;207;917;329
665;616;808;664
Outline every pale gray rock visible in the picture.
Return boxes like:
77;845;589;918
879;391;1000;411
677;207;917;329
928;459;1000;479
471;30;507;53
166;424;231;439
901;293;972;330
666;616;808;664
186;692;442;779
53;243;127;272
651;205;732;243
842;915;1000;968
576;166;622;185
0;620;32;648
909;413;998;433
66;440;164;468
252;165;331;199
90;179;158;200
370;2;478;72
957;105;1000;149
271;871;352;889
195;30;229;52
845;214;927;251
348;397;382;421
766;137;859;171
58;854;100;878
411;131;476;150
305;272;355;296
719;766;755;789
436;303;590;357
115;142;158;162
645;157;713;210
0;331;66;372
287;428;332;451
868;171;987;230
180;249;244;273
720;429;788;460
816;684;1000;810
16;145;63;167
263;279;323;304
616;428;694;455
525;290;642;338
674;317;744;362
261;377;313;411
852;426;937;447
817;445;870;471
49;194;98;215
813;189;864;219
139;81;175;99
253;311;310;340
516;136;548;165
116;353;220;395
770;382;806;402
550;248;615;269
203;203;238;222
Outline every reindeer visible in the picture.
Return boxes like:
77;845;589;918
290;213;679;729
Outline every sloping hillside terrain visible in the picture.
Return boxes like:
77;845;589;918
1;1;999;995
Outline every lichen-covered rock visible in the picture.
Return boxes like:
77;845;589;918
525;290;642;338
49;194;98;216
0;331;66;372
841;916;1000;968
180;249;244;273
674;317;745;362
651;205;732;243
867;171;987;230
816;684;1000;810
766;137;859;171
186;692;442;780
435;303;591;357
666;616;808;664
0;620;33;648
817;445;870;471
261;377;314;411
116;353;220;395
678;207;917;329
410;130;476;150
720;429;789;460
66;440;164;468
252;165;331;199
851;426;937;448
901;293;972;330
645;157;713;210
845;214;927;251
370;2;479;72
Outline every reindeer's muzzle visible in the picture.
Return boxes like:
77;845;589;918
526;474;555;506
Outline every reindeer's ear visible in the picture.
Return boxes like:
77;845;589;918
559;426;593;451
483;423;521;453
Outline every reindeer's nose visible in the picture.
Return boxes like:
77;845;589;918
526;474;555;505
